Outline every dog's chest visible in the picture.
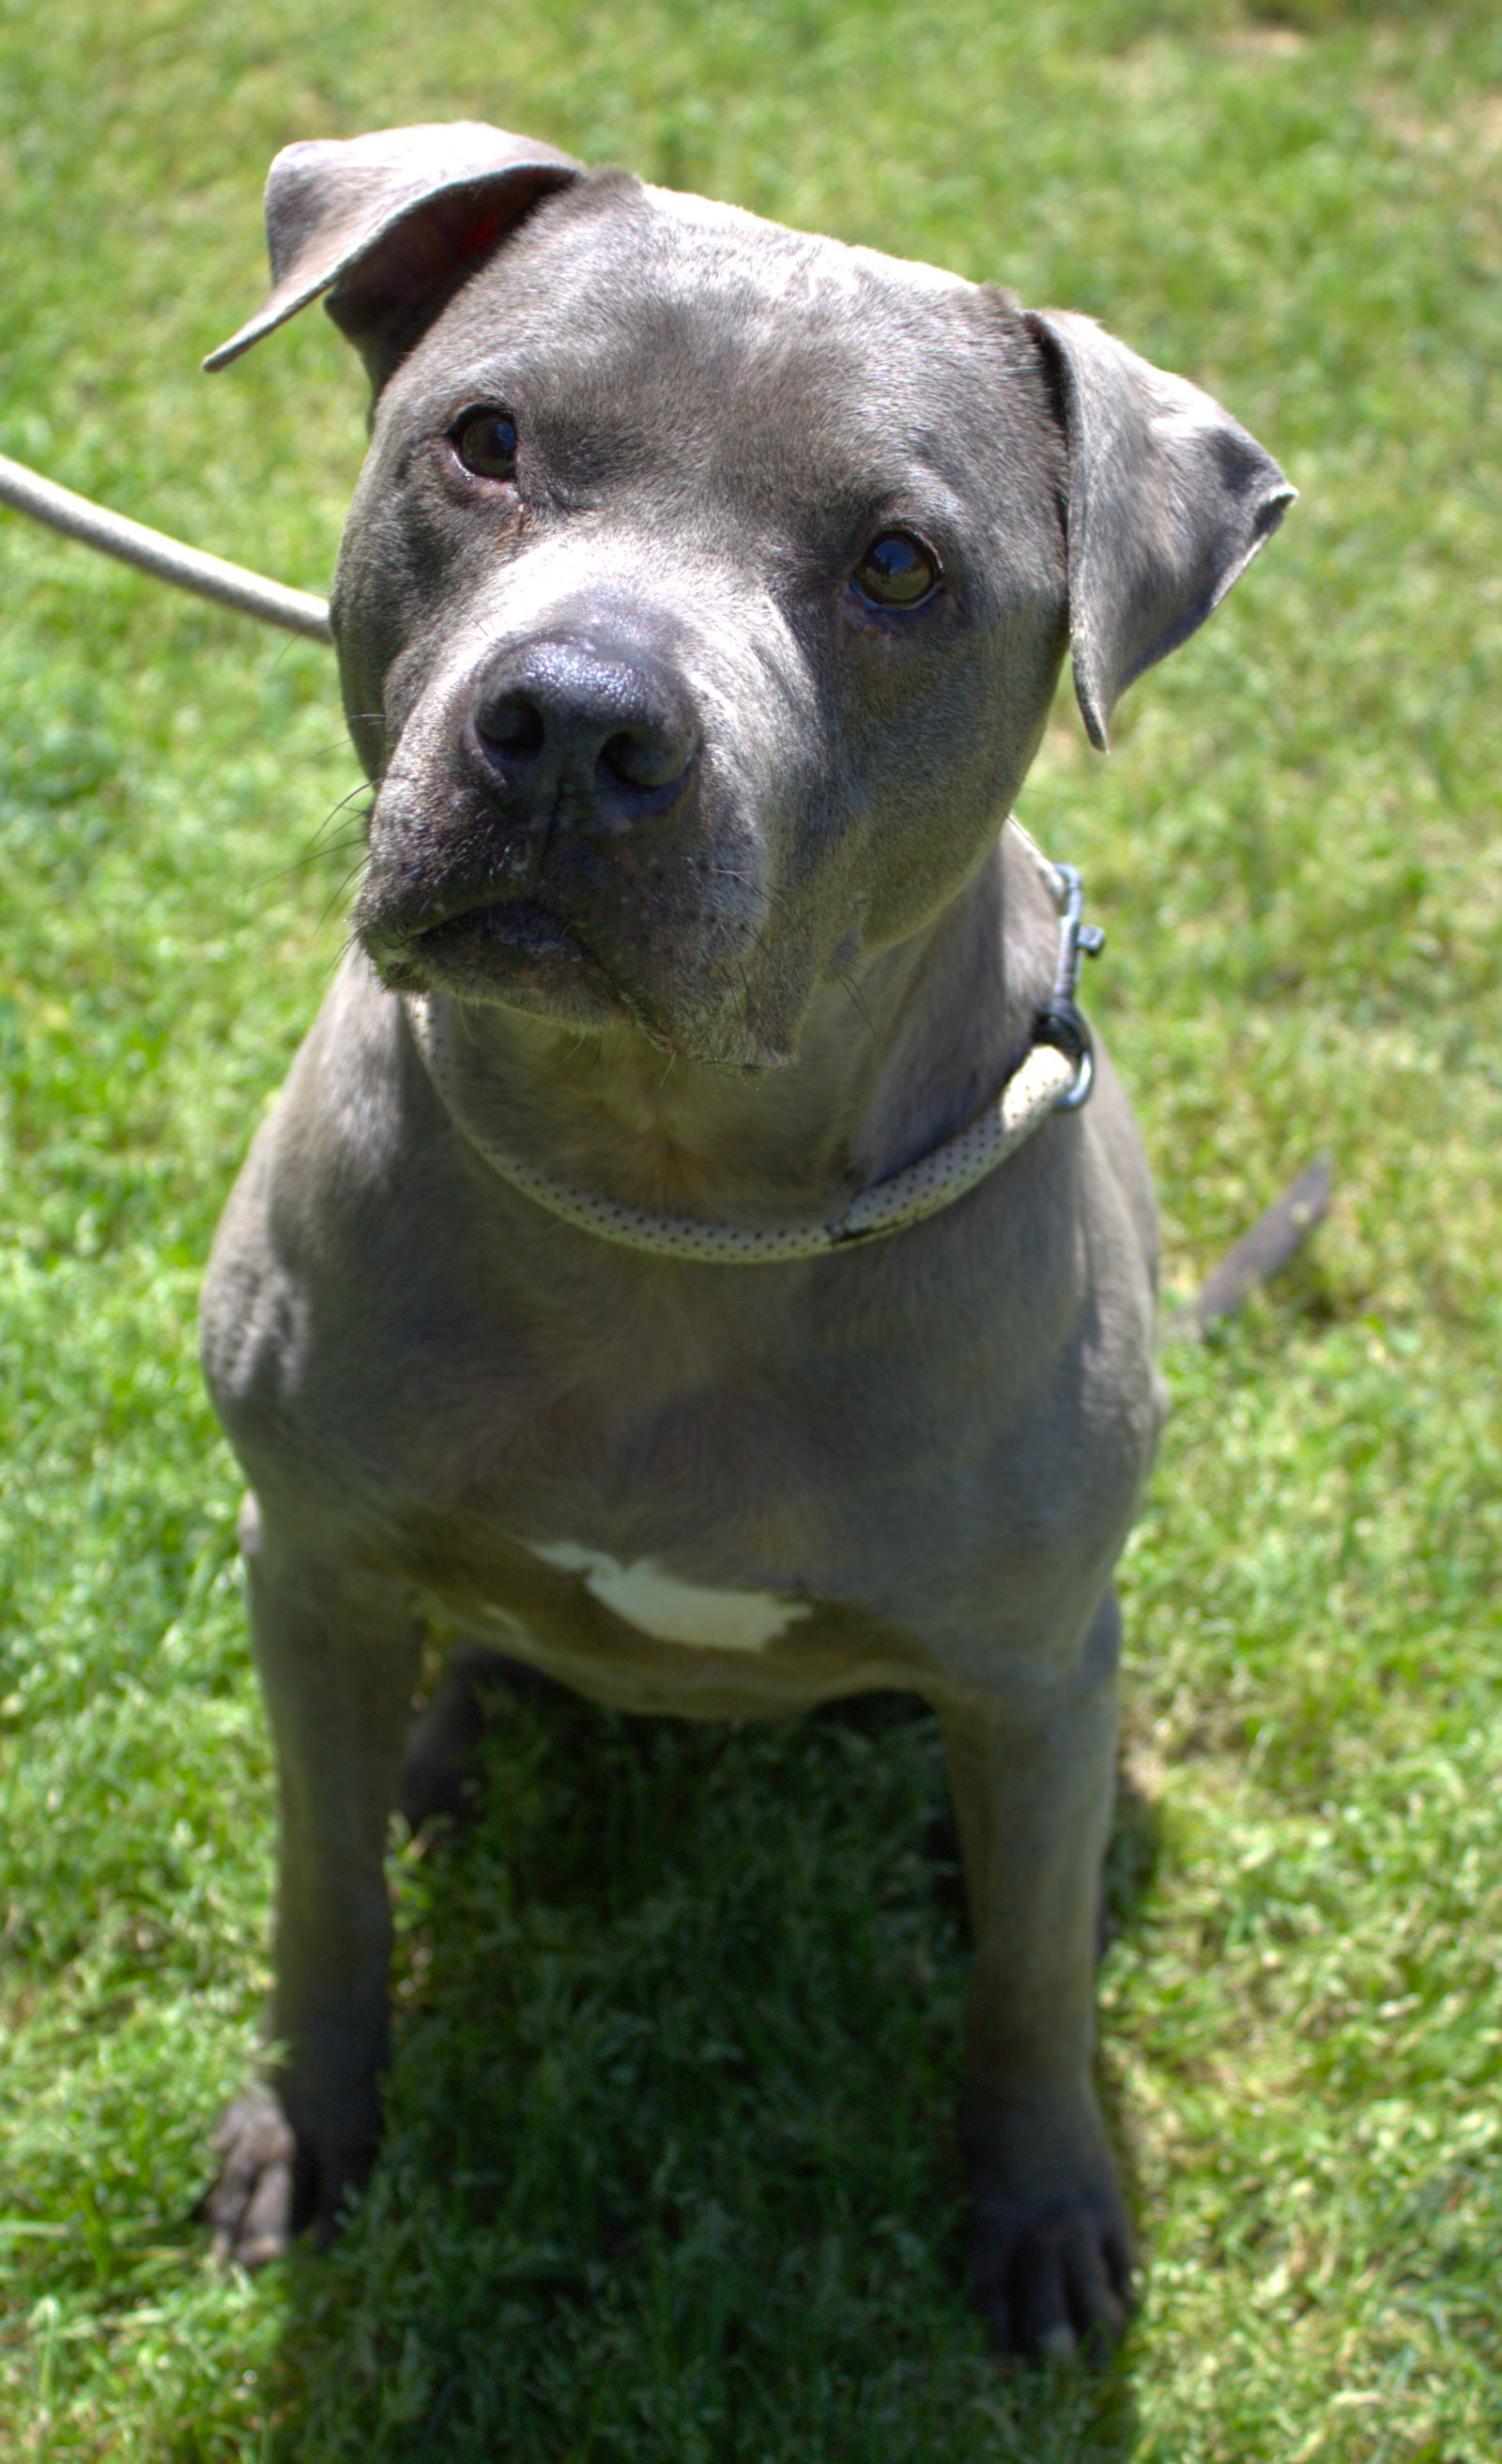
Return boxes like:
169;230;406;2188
385;1329;831;1656
380;1236;1050;1677
407;1275;857;1620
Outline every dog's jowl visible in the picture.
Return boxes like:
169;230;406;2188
198;123;1291;2360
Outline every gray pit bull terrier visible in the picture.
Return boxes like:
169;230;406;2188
197;122;1292;2363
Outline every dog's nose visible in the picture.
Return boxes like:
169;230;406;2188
471;634;698;830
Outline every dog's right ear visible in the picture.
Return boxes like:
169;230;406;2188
204;123;583;386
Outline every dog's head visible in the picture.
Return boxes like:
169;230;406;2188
210;124;1291;1071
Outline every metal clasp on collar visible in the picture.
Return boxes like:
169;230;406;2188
1035;861;1105;1112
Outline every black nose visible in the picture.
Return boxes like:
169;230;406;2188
471;632;698;831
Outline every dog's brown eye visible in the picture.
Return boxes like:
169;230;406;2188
452;409;519;480
853;530;941;610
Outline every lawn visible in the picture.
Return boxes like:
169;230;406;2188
1;0;1499;2456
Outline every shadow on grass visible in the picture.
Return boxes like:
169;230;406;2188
253;1688;1156;2462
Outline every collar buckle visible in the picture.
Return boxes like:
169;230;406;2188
1034;860;1104;1112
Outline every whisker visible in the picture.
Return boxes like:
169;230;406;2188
253;830;368;891
314;858;368;931
838;971;876;1040
309;780;374;838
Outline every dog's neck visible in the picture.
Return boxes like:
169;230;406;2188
398;822;1062;1228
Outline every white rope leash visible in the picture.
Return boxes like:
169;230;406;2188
403;829;1100;1263
0;451;332;643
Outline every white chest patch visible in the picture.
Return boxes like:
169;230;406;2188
529;1540;812;1653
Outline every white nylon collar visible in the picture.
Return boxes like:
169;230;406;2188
402;825;1099;1263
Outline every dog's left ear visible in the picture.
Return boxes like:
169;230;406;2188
1026;309;1294;749
204;122;583;384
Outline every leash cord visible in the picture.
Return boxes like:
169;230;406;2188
0;449;332;642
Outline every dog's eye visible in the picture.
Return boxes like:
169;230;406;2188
852;530;942;611
452;409;519;480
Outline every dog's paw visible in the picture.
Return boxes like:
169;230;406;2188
202;2087;297;2269
968;2177;1134;2365
202;2085;379;2266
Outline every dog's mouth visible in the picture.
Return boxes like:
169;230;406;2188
362;895;621;1018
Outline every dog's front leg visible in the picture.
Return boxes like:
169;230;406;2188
206;1492;422;2267
940;1586;1131;2364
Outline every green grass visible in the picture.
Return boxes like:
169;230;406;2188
2;0;1500;2454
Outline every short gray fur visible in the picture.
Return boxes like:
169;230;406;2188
197;123;1292;2361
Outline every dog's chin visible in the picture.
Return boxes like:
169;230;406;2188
360;899;789;1073
363;899;628;1028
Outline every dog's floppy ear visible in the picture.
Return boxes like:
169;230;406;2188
1026;309;1294;750
204;122;583;383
